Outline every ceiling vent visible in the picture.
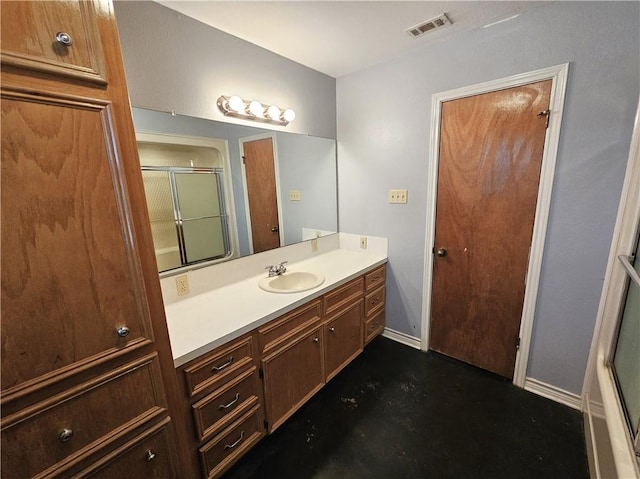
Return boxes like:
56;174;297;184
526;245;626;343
405;13;452;38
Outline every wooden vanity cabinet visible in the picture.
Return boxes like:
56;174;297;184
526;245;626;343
177;333;265;479
364;266;387;344
1;1;189;477
324;299;364;382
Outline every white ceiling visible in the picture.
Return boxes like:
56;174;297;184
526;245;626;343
157;1;550;78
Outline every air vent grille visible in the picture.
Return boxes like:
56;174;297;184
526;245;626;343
406;13;451;38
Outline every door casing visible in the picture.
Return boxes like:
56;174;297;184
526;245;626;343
421;64;570;387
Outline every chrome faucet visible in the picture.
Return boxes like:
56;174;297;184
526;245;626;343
265;261;288;277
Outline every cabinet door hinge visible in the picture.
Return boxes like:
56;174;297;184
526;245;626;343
259;367;264;379
516;337;521;350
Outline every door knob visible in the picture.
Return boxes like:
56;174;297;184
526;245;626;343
271;226;279;232
436;248;448;257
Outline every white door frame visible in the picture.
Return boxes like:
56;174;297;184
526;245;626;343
420;63;570;387
239;132;284;254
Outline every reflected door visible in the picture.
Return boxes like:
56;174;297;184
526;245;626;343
430;81;551;379
243;138;281;253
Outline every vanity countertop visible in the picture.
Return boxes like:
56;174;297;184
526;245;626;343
165;248;387;367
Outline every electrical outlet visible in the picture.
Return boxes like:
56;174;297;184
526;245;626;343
311;238;318;252
360;236;367;249
175;275;190;296
289;190;301;201
388;189;408;204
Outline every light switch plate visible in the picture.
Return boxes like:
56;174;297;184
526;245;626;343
388;189;408;204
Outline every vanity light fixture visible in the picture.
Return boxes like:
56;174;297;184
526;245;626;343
217;95;295;126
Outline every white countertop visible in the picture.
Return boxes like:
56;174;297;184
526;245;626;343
165;248;387;367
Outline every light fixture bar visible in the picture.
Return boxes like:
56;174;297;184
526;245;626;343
217;95;295;126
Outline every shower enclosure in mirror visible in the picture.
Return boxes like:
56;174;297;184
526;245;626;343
133;108;338;274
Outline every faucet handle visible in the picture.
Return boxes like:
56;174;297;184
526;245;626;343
265;265;277;277
276;261;287;274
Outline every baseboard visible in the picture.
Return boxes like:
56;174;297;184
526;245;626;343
524;377;582;411
381;327;422;350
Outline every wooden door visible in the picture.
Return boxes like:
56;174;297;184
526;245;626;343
243;138;280;253
430;81;552;379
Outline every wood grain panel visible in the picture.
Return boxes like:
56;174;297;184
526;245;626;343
365;308;385;345
243;138;280;253
1;94;152;394
257;300;321;354
182;335;255;399
1;354;166;478
261;326;324;432
323;277;364;317
430;81;552;379
0;1;106;84
365;265;386;292
324;299;364;381
199;406;263;479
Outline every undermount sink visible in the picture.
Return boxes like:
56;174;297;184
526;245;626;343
259;271;325;293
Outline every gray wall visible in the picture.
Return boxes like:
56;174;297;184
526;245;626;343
336;1;639;394
276;133;337;245
114;1;336;139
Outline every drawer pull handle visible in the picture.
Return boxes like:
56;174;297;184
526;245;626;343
55;32;73;46
224;431;245;450
329;327;335;333
117;326;130;338
146;450;156;462
211;356;234;372
59;428;73;442
219;393;240;410
313;337;319;343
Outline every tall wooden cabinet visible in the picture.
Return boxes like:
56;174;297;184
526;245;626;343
1;1;191;477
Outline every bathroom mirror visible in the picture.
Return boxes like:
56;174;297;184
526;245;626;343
132;107;338;273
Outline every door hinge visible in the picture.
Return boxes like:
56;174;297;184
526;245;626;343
242;155;246;164
516;337;521;350
537;109;550;129
259;367;264;379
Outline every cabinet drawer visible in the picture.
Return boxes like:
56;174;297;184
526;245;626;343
365;285;385;316
76;418;175;478
0;1;106;84
365;308;386;345
183;335;255;398
323;277;364;317
365;265;386;291
199;406;263;479
0;354;166;479
192;367;260;442
258;300;321;354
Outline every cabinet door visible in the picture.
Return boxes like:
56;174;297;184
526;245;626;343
1;93;152;400
0;0;106;84
325;299;364;381
261;326;324;432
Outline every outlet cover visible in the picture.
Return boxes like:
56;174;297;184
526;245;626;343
176;275;189;296
388;189;408;204
289;190;301;201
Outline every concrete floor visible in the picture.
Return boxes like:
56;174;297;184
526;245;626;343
224;336;589;478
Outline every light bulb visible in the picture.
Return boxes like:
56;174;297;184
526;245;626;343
248;100;263;117
267;105;281;121
228;95;244;113
283;109;296;123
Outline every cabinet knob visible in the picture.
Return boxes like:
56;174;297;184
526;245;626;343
116;326;130;338
329;327;335;333
55;32;73;46
146;450;156;462
313;337;319;343
59;428;73;442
